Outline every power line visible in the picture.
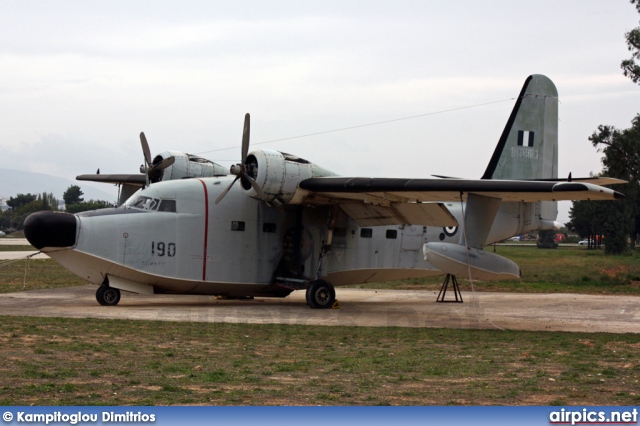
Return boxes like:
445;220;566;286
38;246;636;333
195;97;516;155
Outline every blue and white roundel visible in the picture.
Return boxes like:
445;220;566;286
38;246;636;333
443;226;458;237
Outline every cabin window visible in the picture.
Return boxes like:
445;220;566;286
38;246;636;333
158;199;176;212
263;223;276;233
386;230;398;239
231;221;245;231
360;228;373;238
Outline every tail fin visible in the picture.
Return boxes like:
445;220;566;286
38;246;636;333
481;74;558;180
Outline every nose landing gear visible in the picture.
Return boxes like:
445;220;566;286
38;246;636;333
96;284;121;306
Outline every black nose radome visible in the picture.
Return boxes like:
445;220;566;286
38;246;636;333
24;211;77;250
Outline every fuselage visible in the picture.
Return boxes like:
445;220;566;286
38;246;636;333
33;176;553;298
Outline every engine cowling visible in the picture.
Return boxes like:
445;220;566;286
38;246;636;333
144;151;228;183
242;149;337;204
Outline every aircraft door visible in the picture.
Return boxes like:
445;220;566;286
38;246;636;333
398;225;425;268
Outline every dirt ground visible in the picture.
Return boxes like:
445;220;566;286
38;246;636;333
0;285;638;333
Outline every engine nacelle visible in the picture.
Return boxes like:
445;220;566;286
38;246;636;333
143;150;228;183
243;149;337;204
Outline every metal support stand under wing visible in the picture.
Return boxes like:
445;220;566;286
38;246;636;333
436;274;463;303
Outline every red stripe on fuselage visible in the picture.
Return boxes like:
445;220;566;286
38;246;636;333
197;179;209;281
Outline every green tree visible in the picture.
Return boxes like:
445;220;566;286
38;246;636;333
622;0;640;84
6;193;37;209
39;192;59;211
2;193;59;230
65;200;112;213
601;199;635;254
582;0;640;252
587;116;640;254
536;230;558;249
0;210;10;231
63;185;84;206
590;115;640;181
566;200;608;249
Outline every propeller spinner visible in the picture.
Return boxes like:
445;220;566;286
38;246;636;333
215;113;266;204
139;132;175;187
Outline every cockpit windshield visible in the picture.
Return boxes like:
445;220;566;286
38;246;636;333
129;195;160;211
125;194;177;212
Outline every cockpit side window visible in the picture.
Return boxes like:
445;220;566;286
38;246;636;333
158;199;177;212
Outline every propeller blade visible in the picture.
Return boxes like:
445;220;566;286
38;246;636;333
219;113;268;203
152;156;175;171
243;173;267;200
241;113;250;161
215;175;240;205
140;132;152;166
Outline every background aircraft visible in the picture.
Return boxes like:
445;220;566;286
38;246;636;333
24;75;624;309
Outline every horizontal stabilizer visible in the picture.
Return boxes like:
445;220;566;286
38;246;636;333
423;242;520;281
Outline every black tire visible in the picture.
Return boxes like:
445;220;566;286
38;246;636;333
306;280;335;309
96;286;121;306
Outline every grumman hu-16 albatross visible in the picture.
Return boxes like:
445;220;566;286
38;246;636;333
24;75;625;309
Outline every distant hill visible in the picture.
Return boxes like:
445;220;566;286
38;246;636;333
0;168;116;204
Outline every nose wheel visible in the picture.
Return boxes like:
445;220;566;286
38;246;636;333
306;280;336;309
96;285;121;306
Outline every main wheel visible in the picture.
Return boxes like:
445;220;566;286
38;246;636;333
306;280;335;309
96;286;121;306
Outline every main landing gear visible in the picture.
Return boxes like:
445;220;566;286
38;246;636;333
306;279;336;309
96;284;121;306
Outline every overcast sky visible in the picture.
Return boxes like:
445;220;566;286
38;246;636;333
1;1;638;222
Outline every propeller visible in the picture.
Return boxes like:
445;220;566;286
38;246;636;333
215;113;266;204
139;132;175;187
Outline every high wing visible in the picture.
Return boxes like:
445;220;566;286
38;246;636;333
76;173;147;206
77;174;146;186
296;177;625;227
430;175;626;187
528;177;627;186
299;177;625;203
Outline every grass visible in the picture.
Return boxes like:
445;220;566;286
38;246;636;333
0;259;87;293
0;316;638;405
0;245;36;252
1;246;639;405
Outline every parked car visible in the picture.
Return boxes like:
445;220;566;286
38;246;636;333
578;240;591;245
